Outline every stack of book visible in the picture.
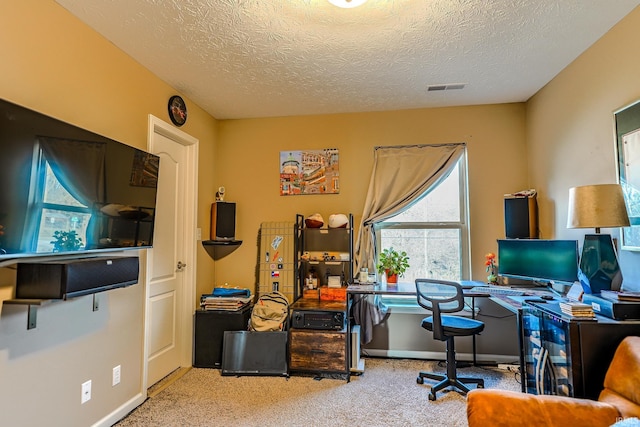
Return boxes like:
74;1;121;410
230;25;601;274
559;301;595;319
600;290;640;302
200;288;253;311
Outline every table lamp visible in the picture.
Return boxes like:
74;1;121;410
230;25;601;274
567;184;630;293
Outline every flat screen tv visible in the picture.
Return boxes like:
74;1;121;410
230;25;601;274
0;98;160;265
497;239;579;285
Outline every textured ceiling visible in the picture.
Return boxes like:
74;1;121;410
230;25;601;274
56;0;640;120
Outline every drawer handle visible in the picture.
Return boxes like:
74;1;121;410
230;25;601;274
311;349;326;354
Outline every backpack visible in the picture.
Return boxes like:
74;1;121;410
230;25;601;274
249;291;289;332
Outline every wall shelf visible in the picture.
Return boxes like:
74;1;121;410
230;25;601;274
3;294;102;330
202;240;243;261
3;299;53;330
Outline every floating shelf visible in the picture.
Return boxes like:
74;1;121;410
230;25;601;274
3;294;103;330
202;240;243;260
3;299;52;330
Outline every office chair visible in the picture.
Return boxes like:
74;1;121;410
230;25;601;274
415;279;485;401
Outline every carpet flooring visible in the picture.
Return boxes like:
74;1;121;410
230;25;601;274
115;358;520;427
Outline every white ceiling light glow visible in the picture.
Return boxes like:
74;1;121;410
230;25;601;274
328;0;368;8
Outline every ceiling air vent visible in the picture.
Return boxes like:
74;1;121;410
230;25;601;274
427;83;466;92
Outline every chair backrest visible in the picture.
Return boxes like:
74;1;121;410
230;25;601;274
415;279;464;341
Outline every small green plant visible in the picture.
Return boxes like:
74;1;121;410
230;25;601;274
376;247;410;277
51;230;84;252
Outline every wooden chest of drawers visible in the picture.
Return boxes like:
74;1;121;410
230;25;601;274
289;329;347;373
288;298;348;378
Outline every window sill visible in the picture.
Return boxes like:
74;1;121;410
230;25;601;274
382;300;476;317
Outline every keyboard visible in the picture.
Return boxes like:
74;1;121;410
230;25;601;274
468;286;526;296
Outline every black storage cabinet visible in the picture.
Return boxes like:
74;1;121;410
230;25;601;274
193;305;251;368
520;300;640;399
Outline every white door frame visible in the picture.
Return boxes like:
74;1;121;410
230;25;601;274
142;114;198;389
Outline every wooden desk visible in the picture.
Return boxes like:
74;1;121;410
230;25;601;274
347;281;416;295
347;280;490;296
346;281;491;368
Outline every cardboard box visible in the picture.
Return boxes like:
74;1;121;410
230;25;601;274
319;286;347;301
303;289;320;300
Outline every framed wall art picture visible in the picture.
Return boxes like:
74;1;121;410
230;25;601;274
615;99;640;250
279;148;340;196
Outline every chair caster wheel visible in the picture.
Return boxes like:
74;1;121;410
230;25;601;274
417;376;424;385
428;392;436;401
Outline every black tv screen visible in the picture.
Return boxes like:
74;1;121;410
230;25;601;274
497;239;579;285
0;98;159;264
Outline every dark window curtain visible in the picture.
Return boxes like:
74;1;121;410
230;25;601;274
38;137;107;247
353;143;465;345
38;137;106;205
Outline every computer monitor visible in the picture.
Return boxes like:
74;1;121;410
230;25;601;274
497;239;579;286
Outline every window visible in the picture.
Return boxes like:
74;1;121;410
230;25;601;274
33;159;91;252
374;158;470;301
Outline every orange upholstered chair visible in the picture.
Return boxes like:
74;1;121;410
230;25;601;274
467;335;640;427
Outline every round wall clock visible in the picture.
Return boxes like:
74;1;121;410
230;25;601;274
168;95;187;126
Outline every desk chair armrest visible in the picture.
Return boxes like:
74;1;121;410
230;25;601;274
466;389;621;427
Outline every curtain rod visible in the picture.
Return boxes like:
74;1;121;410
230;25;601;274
374;142;466;150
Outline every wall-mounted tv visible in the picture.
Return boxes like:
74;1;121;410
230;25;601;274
497;239;579;285
0;98;160;264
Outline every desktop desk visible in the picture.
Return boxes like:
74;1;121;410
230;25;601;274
346;281;499;368
347;280;496;296
474;293;640;398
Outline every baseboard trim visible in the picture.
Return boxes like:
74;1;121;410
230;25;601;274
361;348;519;364
92;392;147;427
148;367;191;398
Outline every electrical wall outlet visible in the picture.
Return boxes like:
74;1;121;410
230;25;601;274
81;380;92;404
112;365;121;386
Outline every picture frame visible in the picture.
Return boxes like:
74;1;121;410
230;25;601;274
279;149;340;196
614;99;640;250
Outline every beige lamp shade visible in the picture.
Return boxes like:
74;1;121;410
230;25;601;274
328;0;368;8
567;184;630;230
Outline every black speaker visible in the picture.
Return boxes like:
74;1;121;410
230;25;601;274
193;306;252;368
16;256;139;299
210;201;236;240
504;196;538;239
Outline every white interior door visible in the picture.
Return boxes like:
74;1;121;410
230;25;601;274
145;116;198;387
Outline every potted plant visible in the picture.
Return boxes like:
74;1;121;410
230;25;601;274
51;230;84;252
376;247;410;284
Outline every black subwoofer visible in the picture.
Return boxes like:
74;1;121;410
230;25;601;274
193;306;252;368
16;256;139;300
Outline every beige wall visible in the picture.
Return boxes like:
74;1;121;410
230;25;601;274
526;5;640;289
0;1;217;425
2;0;640;425
212;104;528;296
